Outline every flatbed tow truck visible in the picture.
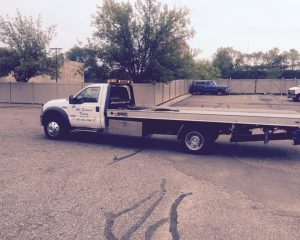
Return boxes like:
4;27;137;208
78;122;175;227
41;80;300;154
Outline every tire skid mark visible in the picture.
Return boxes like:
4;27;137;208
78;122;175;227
169;192;192;240
109;149;143;165
104;179;166;240
144;218;169;240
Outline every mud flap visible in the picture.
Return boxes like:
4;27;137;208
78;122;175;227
292;129;300;145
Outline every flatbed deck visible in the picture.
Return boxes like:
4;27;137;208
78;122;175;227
107;106;300;128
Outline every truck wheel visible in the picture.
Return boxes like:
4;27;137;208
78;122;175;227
216;89;224;96
181;129;211;154
297;95;300;102
196;90;203;95
44;117;67;140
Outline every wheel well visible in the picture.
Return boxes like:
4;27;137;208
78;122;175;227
42;109;70;128
177;122;224;140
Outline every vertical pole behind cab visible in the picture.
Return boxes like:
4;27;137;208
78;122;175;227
129;84;136;106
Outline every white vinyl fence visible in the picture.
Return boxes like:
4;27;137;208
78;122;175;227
218;78;300;94
1;79;299;105
0;80;191;106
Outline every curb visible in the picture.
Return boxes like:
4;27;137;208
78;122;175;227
158;94;192;107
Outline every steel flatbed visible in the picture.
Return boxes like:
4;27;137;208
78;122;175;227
107;107;300;128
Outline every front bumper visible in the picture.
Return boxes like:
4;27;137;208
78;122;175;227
40;105;44;126
287;90;296;98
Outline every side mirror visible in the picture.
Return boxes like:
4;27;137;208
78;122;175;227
69;95;74;104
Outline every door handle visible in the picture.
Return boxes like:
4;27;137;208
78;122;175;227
96;106;100;112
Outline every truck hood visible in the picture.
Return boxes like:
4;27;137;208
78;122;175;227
289;86;300;91
43;98;69;111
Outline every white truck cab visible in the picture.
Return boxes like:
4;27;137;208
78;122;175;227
288;85;300;102
41;81;135;139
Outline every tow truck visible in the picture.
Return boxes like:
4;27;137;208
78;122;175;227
41;80;300;154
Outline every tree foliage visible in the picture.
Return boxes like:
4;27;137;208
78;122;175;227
189;60;220;80
213;47;300;79
66;45;109;82
0;11;62;82
0;48;15;77
92;0;195;83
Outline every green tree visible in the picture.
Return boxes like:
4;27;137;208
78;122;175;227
211;47;300;79
189;60;220;80
0;48;15;77
212;47;241;78
66;45;109;82
261;48;288;78
286;49;300;70
0;11;62;82
92;0;195;83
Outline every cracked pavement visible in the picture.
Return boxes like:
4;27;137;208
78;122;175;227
0;95;300;240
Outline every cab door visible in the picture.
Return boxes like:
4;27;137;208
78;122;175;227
68;86;103;129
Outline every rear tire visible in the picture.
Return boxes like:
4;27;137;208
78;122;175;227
297;94;300;102
180;128;211;154
216;89;224;96
44;117;67;140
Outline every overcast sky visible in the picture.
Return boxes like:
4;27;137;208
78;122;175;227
1;0;300;59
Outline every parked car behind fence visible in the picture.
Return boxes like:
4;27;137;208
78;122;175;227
189;80;230;95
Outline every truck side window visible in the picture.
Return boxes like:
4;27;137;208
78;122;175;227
75;87;100;104
109;86;131;109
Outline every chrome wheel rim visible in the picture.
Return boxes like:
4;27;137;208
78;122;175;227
185;132;204;151
47;122;60;137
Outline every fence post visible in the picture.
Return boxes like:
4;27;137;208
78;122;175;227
162;83;164;104
169;82;171;101
241;79;243;94
154;83;156;105
32;82;34;104
56;82;58;99
9;82;12;104
281;77;284;96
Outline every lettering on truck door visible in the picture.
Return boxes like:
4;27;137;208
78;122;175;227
68;87;102;129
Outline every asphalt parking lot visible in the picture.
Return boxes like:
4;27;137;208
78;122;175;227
0;95;300;240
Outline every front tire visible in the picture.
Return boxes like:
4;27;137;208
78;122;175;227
297;94;300;102
196;90;203;95
44;117;67;140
